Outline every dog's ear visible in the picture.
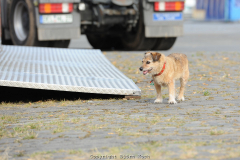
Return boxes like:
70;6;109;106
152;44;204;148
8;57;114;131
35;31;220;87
151;52;161;62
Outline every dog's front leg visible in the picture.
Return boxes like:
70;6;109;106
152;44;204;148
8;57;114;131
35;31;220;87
168;80;177;104
154;81;163;103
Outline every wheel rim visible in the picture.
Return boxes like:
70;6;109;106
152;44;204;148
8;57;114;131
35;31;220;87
13;1;29;41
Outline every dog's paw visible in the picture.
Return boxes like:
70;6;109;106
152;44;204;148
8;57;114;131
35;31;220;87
168;99;177;104
177;96;185;101
154;99;163;104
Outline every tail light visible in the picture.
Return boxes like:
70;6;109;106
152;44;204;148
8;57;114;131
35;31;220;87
154;2;184;12
39;3;73;13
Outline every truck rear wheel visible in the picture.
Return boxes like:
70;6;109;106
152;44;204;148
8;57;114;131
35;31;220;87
121;3;157;50
121;24;157;50
2;29;13;45
152;38;177;50
8;0;48;46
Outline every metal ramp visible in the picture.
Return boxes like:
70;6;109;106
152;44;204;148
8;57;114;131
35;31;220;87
0;45;141;96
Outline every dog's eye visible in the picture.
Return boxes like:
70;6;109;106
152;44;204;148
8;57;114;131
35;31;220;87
146;61;150;64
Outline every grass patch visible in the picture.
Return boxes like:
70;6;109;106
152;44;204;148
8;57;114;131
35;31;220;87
134;116;148;123
210;130;226;135
79;131;91;139
68;149;83;155
30;150;57;159
25;123;41;130
14;150;25;157
203;91;210;96
140;141;162;151
0;115;19;124
52;127;64;134
23;130;38;139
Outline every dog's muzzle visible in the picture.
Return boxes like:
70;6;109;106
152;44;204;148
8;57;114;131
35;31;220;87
139;67;143;71
142;68;153;75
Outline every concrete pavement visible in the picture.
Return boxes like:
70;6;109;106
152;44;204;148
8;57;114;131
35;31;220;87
1;21;240;159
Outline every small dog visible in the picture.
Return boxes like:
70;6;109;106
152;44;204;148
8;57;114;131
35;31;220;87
139;52;189;104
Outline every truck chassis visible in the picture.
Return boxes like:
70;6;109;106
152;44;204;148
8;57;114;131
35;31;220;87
1;0;184;50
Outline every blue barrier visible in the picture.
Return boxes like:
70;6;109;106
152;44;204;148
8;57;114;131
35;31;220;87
196;0;225;20
227;0;240;21
195;0;240;21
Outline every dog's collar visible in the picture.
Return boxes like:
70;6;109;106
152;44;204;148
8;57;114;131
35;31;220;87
154;61;166;77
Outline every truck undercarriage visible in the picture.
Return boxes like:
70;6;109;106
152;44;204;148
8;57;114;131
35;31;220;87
1;0;184;50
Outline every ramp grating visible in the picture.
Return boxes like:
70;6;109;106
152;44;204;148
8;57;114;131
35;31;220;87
0;45;141;96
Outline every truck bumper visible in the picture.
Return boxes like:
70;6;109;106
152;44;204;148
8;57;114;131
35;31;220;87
145;25;183;38
38;27;80;41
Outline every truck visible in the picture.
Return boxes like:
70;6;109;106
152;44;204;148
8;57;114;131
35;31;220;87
1;0;184;50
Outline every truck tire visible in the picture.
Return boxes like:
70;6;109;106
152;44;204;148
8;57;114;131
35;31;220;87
8;0;48;46
121;2;157;50
121;24;156;50
48;40;70;48
1;29;13;45
152;38;177;50
86;34;121;50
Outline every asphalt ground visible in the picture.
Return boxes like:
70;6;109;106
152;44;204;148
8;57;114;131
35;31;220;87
70;20;240;52
1;21;240;159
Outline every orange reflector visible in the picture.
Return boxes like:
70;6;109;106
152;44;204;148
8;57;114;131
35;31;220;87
39;3;73;14
44;3;51;13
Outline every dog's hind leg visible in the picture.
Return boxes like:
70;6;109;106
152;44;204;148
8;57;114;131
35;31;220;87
177;78;186;101
154;82;163;103
178;71;189;101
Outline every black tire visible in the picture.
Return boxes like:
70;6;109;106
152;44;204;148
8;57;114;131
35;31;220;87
120;2;157;50
1;29;13;45
48;40;70;48
86;34;122;50
2;1;12;45
8;0;48;46
152;37;177;51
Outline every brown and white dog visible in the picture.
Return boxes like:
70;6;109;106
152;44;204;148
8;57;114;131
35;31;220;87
139;52;189;104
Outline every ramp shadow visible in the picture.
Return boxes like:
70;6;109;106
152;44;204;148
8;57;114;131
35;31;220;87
0;86;124;103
